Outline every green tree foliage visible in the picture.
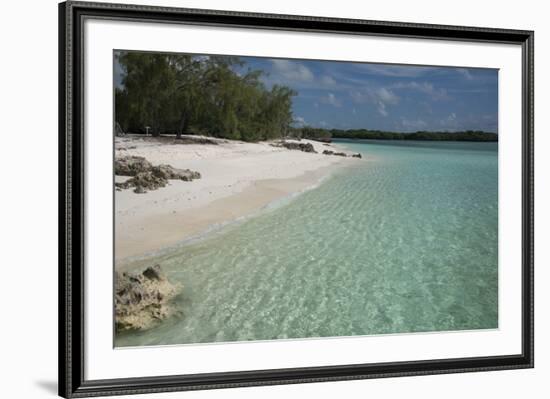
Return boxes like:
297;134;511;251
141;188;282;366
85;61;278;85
115;52;296;141
291;127;498;142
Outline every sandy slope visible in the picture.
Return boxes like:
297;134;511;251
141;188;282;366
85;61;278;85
115;135;358;262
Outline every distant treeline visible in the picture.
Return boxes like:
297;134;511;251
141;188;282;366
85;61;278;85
291;127;498;142
115;52;295;141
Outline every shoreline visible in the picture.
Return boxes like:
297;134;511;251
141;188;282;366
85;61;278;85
115;136;357;263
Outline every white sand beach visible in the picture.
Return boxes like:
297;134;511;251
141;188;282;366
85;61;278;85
115;135;358;261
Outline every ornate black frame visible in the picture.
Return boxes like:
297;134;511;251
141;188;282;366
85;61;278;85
59;1;534;397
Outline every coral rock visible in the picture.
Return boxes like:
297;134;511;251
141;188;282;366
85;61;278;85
115;265;181;332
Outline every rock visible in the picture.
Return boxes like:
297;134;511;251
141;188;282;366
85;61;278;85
115;171;168;193
323;150;362;159
115;156;201;193
281;141;317;153
322;150;346;156
142;264;163;281
115;265;181;332
114;156;153;176
152;164;201;181
115;145;137;151
174;136;219;145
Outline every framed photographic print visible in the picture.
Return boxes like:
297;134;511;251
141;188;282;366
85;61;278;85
59;1;534;397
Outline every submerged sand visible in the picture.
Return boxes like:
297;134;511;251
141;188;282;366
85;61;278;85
115;136;356;262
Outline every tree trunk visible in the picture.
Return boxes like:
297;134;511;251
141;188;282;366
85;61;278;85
151;123;160;137
176;113;189;139
114;121;125;137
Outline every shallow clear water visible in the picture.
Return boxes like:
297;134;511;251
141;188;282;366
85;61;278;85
116;140;498;347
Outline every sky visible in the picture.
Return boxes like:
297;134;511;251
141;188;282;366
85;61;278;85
115;53;498;133
240;57;498;133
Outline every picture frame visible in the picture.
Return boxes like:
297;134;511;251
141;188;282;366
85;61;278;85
59;1;534;397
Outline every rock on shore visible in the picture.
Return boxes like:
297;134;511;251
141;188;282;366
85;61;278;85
115;155;201;193
278;141;317;153
115;264;181;332
322;149;362;158
115;155;152;176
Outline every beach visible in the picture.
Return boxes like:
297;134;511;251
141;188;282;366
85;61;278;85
115;135;356;261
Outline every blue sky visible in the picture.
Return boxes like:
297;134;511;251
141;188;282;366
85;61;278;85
239;57;498;132
115;53;498;133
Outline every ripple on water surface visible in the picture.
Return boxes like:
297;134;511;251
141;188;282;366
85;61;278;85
116;140;498;347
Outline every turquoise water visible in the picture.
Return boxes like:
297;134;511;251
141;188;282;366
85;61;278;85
116;140;498;347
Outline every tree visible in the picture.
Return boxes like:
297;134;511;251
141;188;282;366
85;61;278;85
115;51;297;142
116;52;180;136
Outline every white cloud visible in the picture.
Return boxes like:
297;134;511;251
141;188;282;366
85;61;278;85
377;102;388;117
355;64;436;78
457;68;474;80
435;112;497;132
351;87;399;105
294;116;306;126
439;112;458;128
400;118;428;130
320;75;336;86
391;81;450;101
270;59;314;82
319;92;342;107
350;87;399;116
377;87;399;104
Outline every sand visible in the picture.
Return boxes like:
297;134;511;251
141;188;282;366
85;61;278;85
115;135;357;262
